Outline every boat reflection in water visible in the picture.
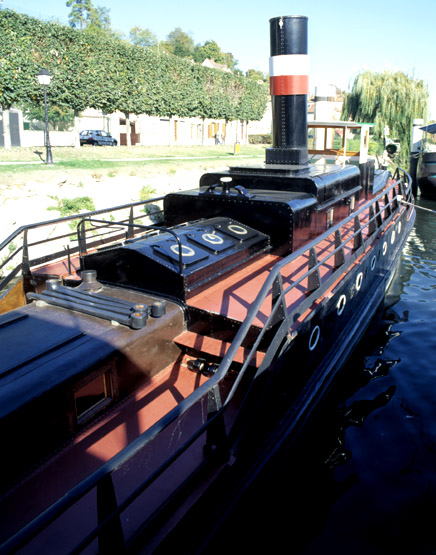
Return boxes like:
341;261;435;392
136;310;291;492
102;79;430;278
0;14;415;554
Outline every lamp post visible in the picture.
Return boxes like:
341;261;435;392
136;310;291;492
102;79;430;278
37;68;53;165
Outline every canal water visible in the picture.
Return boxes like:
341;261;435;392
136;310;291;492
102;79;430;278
287;194;436;555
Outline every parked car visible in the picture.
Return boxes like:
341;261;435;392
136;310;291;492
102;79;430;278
79;130;117;146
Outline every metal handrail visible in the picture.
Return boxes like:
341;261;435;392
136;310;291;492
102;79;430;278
0;197;164;294
0;170;414;553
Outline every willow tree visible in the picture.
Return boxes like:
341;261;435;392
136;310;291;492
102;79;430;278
341;70;428;162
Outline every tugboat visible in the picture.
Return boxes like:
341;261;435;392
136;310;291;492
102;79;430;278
0;15;415;554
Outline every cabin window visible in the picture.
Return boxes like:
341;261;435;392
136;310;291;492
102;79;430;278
349;196;355;213
326;208;334;228
75;371;113;425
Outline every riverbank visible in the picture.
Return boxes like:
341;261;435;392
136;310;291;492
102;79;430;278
0;166;231;241
0;144;266;240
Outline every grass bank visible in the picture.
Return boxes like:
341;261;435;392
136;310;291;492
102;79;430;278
0;145;266;188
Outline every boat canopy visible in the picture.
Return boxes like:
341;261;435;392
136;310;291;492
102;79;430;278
420;123;436;134
307;120;375;165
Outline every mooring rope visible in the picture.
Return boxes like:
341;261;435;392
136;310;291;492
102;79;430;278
397;196;436;215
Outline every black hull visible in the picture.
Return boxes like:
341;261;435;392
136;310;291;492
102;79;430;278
0;167;415;554
144;204;415;553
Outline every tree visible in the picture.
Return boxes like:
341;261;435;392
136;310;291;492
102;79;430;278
194;40;222;63
162;28;194;58
129;26;158;49
66;0;92;30
194;40;238;71
245;69;267;82
66;0;111;35
341;70;429;162
87;5;111;33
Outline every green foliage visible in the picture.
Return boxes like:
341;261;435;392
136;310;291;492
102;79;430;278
0;10;267;123
48;195;96;216
66;0;93;30
129;26;157;49
162;28;195;58
23;104;75;130
139;185;156;200
341;70;429;162
245;69;268;82
193;40;237;71
48;195;96;231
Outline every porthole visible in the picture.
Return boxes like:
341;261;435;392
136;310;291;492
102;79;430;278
227;224;248;235
337;294;346;315
356;272;363;291
391;230;396;244
170;244;196;257
309;326;321;351
397;221;402;234
383;241;388;256
371;255;377;271
202;232;224;245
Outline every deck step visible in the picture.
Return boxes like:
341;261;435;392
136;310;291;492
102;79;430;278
174;330;265;367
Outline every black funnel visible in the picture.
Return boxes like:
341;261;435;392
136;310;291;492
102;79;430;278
266;16;309;167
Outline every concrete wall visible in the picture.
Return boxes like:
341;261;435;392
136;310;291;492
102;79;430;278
21;130;76;148
3;107;255;149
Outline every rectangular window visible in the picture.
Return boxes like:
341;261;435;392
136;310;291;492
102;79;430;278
75;372;112;425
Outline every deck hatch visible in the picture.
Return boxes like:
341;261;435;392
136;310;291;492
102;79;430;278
82;217;270;300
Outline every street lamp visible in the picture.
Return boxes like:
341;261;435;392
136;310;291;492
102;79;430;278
37;68;53;165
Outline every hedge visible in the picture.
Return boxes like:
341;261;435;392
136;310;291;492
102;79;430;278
0;9;268;122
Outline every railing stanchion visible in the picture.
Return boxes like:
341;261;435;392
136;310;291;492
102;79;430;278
375;200;383;227
368;205;377;235
307;247;320;293
127;207;134;240
21;229;33;294
353;215;363;250
96;474;125;553
334;229;345;267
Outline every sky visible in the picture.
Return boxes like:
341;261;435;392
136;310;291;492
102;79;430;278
5;0;436;119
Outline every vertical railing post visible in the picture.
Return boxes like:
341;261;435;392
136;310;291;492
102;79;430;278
375;200;383;227
368;205;377;235
307;247;320;293
21;228;33;294
127;207;134;240
78;219;87;258
204;385;229;460
271;273;289;327
384;193;392;219
334;229;345;268
353;215;363;250
96;474;125;553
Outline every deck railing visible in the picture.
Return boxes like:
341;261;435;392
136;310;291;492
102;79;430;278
0;168;414;554
0;197;164;296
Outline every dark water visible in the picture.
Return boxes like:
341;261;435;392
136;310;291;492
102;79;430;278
285;195;436;555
